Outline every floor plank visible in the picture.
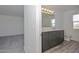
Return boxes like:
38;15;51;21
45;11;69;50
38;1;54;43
44;40;79;53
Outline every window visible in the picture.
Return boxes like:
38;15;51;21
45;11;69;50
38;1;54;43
73;14;79;29
51;19;55;27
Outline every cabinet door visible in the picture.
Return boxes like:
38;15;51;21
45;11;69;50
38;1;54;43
56;30;64;44
48;31;57;48
42;32;49;52
60;30;64;41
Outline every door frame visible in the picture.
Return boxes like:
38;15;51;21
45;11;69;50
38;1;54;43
24;5;42;53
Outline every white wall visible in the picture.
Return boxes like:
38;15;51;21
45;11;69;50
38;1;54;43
0;15;24;36
24;5;41;53
52;8;79;41
55;11;64;30
63;9;79;41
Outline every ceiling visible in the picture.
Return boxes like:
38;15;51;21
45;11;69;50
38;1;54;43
42;5;79;12
0;5;79;17
0;5;24;17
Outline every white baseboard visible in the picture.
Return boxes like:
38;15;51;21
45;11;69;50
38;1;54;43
64;38;71;41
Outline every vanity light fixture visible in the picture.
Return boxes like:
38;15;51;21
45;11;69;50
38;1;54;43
41;7;54;15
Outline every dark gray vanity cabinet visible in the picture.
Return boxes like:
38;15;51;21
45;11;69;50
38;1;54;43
42;30;64;52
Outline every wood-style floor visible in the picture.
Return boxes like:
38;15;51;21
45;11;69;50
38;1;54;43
44;40;79;53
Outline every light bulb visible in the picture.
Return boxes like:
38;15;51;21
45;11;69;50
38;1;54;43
41;7;54;15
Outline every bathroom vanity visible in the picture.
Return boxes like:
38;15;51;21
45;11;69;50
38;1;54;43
42;28;64;52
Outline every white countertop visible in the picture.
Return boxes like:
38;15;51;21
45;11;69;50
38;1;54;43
42;27;63;32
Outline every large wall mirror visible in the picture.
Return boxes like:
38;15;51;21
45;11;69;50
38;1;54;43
42;6;56;29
